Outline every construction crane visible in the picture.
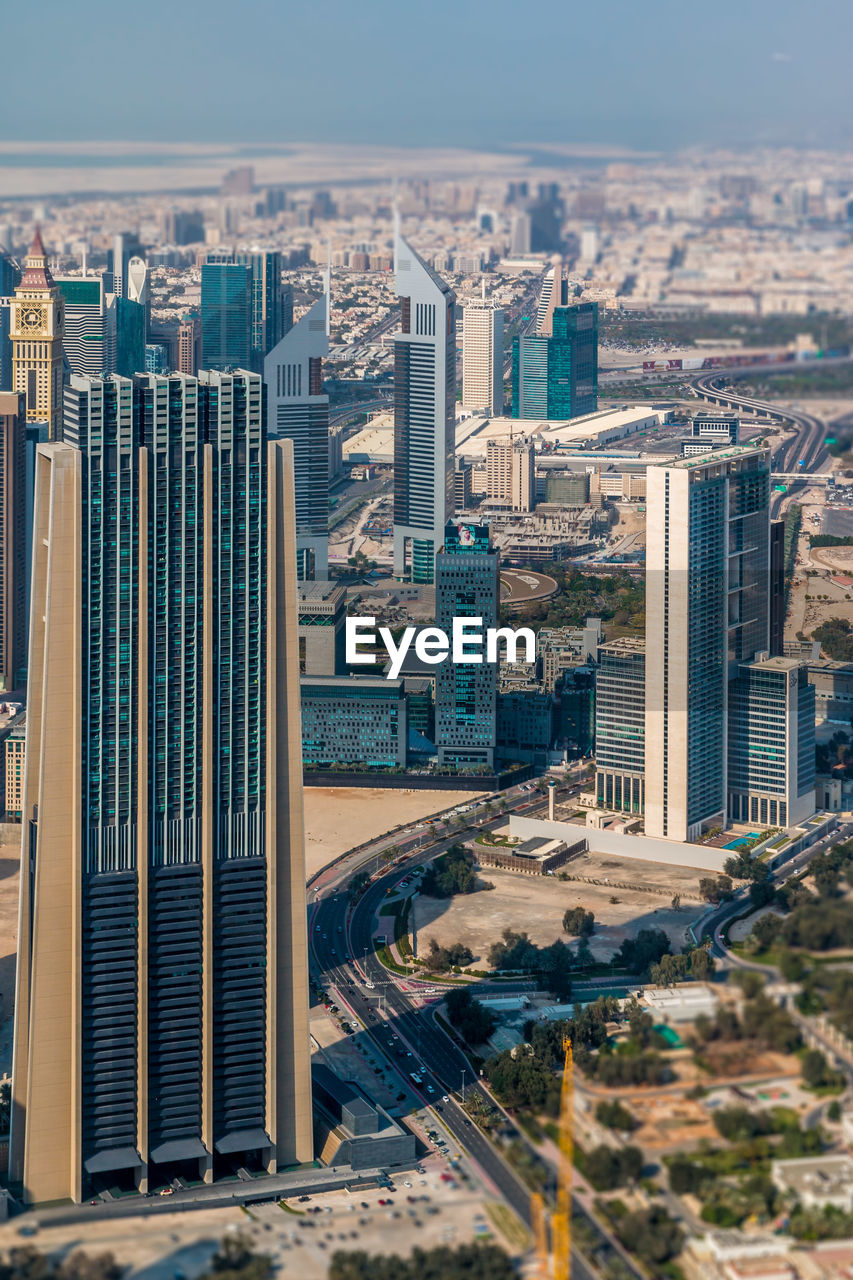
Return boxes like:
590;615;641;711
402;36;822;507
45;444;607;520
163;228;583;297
530;1036;574;1278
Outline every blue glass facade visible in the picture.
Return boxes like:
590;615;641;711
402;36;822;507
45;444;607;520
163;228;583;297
201;262;252;370
434;522;498;768
512;301;598;420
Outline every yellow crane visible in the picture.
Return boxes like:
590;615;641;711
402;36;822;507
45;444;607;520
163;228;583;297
530;1035;573;1278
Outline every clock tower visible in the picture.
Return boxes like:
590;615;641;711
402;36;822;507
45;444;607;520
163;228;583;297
10;229;64;438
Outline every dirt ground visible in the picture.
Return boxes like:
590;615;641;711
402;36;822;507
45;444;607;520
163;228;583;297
411;852;705;967
302;787;474;879
629;1095;717;1151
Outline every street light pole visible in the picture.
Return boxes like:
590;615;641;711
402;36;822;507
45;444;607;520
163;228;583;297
461;1069;467;1103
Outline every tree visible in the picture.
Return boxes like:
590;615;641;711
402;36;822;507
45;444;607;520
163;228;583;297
420;845;479;898
584;1144;644;1191
444;987;497;1045
617;927;671;975
749;865;777;908
595;1099;637;1132
615;1206;683;1267
202;1235;274;1280
424;938;474;971
699;875;734;904
563;907;595;938
750;912;782;949
689;945;716;981
801;1048;843;1092
713;1106;774;1142
329;1242;516;1280
649;952;688;987
732;969;764;998
668;1155;714;1196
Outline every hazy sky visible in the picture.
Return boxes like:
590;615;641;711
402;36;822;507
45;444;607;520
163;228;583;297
4;0;852;151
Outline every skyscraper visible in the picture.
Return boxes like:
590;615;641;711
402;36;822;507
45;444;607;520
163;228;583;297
0;392;26;690
461;291;504;413
9;230;64;436
644;447;771;842
56;277;106;377
126;255;150;339
201;260;253;370
512;301;598;421
104;293;145;377
207;251;291;372
594;638;645;814
178;314;202;375
109;232;144;300
728;654;815;828
0;251;20;390
392;235;456;584
434;521;498;769
11;370;312;1205
265;293;330;578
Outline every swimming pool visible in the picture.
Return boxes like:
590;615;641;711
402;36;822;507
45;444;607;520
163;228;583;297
723;832;761;850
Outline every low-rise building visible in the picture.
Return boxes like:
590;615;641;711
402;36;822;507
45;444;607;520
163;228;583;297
475;833;585;875
312;1063;416;1171
771;1155;853;1211
642;982;719;1023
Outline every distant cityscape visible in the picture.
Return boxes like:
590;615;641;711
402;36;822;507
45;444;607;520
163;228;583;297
0;138;852;1280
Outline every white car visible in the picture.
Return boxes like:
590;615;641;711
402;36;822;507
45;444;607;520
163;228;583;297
442;1095;450;1103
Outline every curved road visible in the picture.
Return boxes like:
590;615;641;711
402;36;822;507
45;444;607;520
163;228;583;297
693;368;832;517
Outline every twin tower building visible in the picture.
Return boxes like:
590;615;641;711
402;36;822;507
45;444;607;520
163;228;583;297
11;368;313;1204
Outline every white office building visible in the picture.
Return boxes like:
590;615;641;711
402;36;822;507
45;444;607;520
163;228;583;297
392;235;456;584
265;292;330;579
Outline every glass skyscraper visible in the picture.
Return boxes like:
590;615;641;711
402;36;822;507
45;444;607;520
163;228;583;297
594;638;645;814
644;447;771;841
511;301;598;420
728;655;816;828
207;251;292;373
434;521;498;769
201;261;253;371
11;370;312;1205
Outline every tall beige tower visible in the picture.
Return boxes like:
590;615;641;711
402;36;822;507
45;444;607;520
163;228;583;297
461;291;504;413
10;230;64;438
11;374;312;1207
644;447;770;842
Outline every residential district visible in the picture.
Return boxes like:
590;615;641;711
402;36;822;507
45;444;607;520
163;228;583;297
0;142;853;1280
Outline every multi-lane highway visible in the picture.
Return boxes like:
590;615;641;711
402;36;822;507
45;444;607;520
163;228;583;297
692;368;833;515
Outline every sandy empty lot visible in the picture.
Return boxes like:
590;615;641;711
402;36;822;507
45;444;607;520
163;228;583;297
302;786;474;878
411;852;704;966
